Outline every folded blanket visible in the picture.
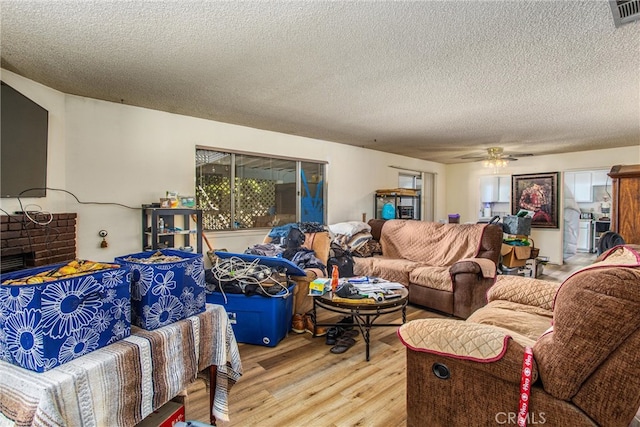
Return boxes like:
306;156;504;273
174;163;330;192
0;304;242;426
398;319;511;362
457;257;497;279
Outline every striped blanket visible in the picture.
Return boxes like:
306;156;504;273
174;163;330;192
0;304;242;426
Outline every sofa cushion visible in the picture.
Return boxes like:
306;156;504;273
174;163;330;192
409;266;452;292
353;257;419;286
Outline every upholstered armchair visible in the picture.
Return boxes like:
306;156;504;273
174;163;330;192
263;230;331;316
398;245;640;427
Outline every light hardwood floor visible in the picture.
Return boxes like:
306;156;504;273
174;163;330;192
216;254;595;427
538;252;597;282
216;305;442;427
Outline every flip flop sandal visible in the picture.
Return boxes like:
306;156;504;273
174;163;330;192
342;329;359;338
325;327;343;345
330;337;356;354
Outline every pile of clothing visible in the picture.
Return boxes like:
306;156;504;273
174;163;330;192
328;221;382;258
245;222;327;275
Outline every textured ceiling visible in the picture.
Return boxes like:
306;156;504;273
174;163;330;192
1;1;639;163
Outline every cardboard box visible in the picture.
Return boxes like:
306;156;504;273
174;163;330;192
115;249;205;330
0;263;131;372
501;244;532;268
206;284;294;347
137;401;185;427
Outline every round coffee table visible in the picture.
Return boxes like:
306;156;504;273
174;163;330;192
311;287;409;361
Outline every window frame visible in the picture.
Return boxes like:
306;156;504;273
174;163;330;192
196;146;326;231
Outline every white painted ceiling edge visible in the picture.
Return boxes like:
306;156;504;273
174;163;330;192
1;0;639;164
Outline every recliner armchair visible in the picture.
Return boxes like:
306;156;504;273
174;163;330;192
398;245;640;427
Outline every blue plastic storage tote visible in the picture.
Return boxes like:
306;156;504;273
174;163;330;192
206;284;294;347
0;262;131;372
115;249;205;330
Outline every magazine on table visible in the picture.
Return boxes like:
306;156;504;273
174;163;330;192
351;282;405;294
308;276;404;296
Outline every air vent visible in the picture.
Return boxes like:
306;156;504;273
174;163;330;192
0;254;27;273
610;0;640;27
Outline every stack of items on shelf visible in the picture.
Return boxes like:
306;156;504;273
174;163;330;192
500;214;545;278
375;188;420;220
160;190;195;209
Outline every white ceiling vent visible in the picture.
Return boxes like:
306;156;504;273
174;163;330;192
610;0;640;27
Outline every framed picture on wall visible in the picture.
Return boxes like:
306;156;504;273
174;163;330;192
511;172;560;228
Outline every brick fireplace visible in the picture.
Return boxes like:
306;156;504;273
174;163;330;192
0;213;77;273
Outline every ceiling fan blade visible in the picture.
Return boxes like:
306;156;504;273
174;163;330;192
458;154;487;160
457;148;534;161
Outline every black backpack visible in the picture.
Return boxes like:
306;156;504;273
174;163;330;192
283;228;305;249
328;243;354;277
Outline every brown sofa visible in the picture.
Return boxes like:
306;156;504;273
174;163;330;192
398;245;640;427
354;219;503;318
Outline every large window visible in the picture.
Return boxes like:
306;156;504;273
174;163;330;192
196;149;326;231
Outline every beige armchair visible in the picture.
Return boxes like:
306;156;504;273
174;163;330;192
398;245;640;427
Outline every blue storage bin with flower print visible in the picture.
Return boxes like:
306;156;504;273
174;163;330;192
115;249;205;330
0;262;131;372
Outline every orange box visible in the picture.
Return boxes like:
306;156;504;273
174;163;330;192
136;401;185;427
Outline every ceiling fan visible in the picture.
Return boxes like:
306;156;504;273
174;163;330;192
460;147;533;162
460;147;534;172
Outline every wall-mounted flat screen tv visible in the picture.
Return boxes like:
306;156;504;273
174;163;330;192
1;81;49;198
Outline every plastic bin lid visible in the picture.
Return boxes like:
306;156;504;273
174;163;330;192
214;252;306;276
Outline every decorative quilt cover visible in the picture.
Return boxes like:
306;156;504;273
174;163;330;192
354;221;489;291
0;304;242;426
380;221;486;265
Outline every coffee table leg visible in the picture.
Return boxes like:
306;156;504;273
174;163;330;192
364;325;371;361
359;313;372;362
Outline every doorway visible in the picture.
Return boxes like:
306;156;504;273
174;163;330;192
397;171;435;221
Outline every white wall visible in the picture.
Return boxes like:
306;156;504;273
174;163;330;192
0;70;445;261
446;146;640;265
